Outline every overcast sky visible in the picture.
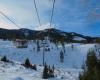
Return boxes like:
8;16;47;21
0;0;100;36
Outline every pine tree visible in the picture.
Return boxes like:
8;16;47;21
79;50;100;80
37;40;40;52
60;50;64;62
1;56;8;62
42;63;49;79
42;64;54;79
86;50;97;71
24;58;31;67
71;44;74;50
52;65;55;72
32;64;37;70
49;68;54;77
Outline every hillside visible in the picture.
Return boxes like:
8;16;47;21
0;40;95;68
0;39;97;80
0;28;99;80
0;60;81;80
0;28;99;43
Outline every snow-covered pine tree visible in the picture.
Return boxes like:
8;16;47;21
71;44;74;50
36;40;40;52
42;63;55;79
32;64;37;70
42;63;49;79
60;50;64;63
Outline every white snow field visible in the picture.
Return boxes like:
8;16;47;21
0;61;81;80
0;40;96;80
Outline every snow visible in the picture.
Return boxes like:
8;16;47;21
0;40;96;80
34;23;54;31
73;36;86;40
0;40;95;68
0;61;41;80
0;61;82;80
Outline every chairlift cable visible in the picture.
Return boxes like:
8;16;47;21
33;0;41;26
49;0;56;28
0;11;21;29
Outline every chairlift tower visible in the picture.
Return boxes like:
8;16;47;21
33;0;56;66
41;37;49;66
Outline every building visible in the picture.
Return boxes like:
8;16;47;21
13;39;28;48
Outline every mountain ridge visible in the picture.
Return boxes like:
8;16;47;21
0;28;99;43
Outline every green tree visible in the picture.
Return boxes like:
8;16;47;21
24;58;31;67
79;50;100;80
1;56;8;62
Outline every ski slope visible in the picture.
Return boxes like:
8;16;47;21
0;40;95;68
0;61;81;80
0;40;96;80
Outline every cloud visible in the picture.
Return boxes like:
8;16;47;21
0;0;56;29
0;5;11;15
0;5;18;29
34;23;55;30
0;19;19;29
0;0;99;36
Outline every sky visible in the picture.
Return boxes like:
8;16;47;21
0;0;100;36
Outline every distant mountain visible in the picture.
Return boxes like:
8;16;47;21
0;28;99;43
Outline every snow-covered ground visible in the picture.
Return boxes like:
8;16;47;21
0;61;81;80
0;40;96;80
